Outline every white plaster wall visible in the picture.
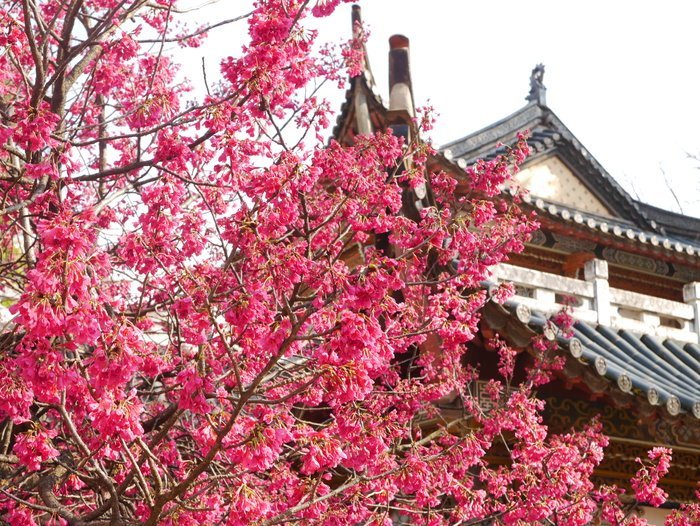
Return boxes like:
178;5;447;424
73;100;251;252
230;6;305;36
639;506;671;525
515;156;614;218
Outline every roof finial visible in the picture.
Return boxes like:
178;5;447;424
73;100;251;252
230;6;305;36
526;64;546;106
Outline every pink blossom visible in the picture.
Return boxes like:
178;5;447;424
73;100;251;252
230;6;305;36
13;428;59;471
631;447;671;506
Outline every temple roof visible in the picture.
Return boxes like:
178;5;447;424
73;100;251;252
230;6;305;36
638;201;700;244
570;321;700;417
484;295;700;421
441;102;657;231
440;67;700;249
524;193;700;260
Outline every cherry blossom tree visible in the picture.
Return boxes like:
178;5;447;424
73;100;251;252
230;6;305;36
0;1;692;524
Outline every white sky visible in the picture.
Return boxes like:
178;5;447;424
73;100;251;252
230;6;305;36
178;0;700;217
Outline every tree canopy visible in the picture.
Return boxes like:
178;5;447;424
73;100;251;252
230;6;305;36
0;1;696;524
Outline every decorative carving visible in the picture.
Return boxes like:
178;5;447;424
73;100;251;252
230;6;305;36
568;338;583;358
515;303;531;323
528;230;548;246
594;356;607;375
647;387;660;406
542;322;557;341
592;440;700;503
543;395;700;448
526;64;547;106
550;233;597;253
667;396;681;416
617;373;632;393
601;247;670;275
671;420;700;447
675;264;700;282
474;380;516;413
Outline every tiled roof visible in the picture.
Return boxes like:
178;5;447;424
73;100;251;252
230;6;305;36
568;321;700;418
490;298;700;420
441;102;656;231
523;193;700;258
637;201;700;244
440;101;700;248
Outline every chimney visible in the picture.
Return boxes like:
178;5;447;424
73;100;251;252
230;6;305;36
388;34;414;117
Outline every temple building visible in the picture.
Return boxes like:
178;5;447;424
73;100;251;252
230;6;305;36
334;6;700;523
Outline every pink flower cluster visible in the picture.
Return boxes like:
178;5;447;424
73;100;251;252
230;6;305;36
631;447;672;507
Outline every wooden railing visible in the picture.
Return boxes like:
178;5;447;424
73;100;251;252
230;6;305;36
491;260;700;344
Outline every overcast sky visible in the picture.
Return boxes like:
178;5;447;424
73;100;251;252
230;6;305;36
180;1;700;216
